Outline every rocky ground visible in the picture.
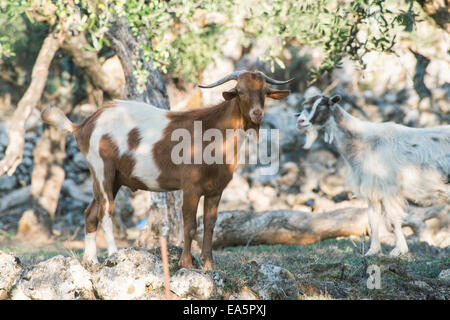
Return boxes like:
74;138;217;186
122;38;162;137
0;239;449;300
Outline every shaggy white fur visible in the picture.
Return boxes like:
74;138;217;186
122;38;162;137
298;96;449;256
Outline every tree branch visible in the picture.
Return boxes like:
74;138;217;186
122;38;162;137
61;32;123;99
0;29;65;177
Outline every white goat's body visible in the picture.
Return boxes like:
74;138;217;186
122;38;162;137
326;109;450;204
324;105;449;255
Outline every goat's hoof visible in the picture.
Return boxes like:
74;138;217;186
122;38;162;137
179;257;194;269
202;260;216;271
365;248;381;256
389;247;408;257
81;257;101;271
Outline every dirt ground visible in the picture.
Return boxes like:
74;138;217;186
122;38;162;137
1;230;448;300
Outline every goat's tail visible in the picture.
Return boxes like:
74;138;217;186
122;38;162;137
41;107;75;134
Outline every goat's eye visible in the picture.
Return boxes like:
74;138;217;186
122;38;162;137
295;112;301;117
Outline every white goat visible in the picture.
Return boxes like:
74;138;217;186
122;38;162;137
296;94;450;256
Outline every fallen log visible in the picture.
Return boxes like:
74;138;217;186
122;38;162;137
197;205;448;248
196;208;369;248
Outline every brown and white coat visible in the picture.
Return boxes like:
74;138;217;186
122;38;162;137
42;71;291;269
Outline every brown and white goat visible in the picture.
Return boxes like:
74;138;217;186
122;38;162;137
42;70;291;269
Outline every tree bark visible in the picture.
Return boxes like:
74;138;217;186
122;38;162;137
196;208;369;248
0;29;64;177
61;32;124;100
106;17;183;248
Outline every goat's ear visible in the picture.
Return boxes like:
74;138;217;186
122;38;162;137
222;88;238;101
330;95;341;104
267;88;290;100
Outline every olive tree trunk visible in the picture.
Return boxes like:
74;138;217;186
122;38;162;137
106;17;183;248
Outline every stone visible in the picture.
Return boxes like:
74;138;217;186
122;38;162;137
72;152;89;171
10;255;95;300
304;86;322;99
0;251;22;299
170;268;216;299
0;175;18;191
286;93;303;108
248;186;278;212
228;286;259;300
249;264;299;300
438;269;450;281
92;248;164;300
304;263;347;280
149;244;200;272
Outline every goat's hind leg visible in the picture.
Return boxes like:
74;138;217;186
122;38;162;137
83;199;101;265
99;174;120;257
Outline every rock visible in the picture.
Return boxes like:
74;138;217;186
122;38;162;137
261;104;304;163
228;286;259;300
299;149;337;194
0;129;8;146
21;157;33;168
219;174;251;211
286;93;303;108
61;179;92;204
248;186;278;212
72;152;89;171
320;174;346;197
149;244;200;272
249;264;299;300
10;255;95;300
0;251;22;299
411;280;433;291
419;111;440;127
304;86;321;99
170;268;216;299
92;248;164;300
0;175;18;191
278;162;299;189
438;269;450;281
304;263;347;280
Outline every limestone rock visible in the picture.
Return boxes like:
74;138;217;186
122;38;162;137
0;251;22;299
249;264;299;300
92;247;164;300
170;268;222;299
438;269;450;281
10;255;95;300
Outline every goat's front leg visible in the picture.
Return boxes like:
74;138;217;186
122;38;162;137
366;200;382;256
383;198;408;256
201;193;222;270
179;188;201;269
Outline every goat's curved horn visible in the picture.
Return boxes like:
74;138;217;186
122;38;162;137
198;70;247;88
258;71;295;85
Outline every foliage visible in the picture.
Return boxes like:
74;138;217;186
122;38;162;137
0;0;420;85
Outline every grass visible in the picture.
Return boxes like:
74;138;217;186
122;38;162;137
1;237;448;299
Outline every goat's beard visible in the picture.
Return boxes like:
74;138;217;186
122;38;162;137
302;126;319;149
